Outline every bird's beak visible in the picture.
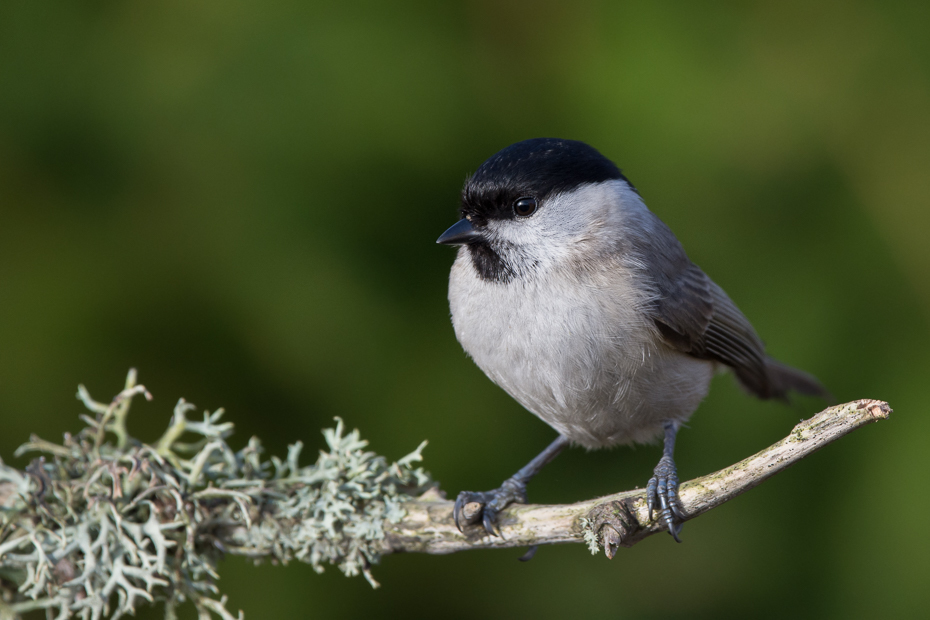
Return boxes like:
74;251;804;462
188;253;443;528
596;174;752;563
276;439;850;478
437;218;483;245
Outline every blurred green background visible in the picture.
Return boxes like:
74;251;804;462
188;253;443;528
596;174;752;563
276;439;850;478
1;1;929;618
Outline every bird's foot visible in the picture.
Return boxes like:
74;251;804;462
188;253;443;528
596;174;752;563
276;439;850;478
453;477;527;537
646;455;686;542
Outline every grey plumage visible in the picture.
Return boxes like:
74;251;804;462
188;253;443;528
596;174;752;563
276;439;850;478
440;138;829;537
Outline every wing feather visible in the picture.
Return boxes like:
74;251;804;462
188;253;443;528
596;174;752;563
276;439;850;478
614;193;827;400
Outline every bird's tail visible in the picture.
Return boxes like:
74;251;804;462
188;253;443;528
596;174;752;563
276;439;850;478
763;357;833;403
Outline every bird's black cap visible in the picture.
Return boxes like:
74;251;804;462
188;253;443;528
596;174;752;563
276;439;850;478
460;138;631;225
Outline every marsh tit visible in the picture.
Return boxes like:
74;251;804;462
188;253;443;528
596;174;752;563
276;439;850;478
437;138;828;541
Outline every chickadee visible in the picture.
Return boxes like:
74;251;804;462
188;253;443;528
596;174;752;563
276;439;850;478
438;138;828;541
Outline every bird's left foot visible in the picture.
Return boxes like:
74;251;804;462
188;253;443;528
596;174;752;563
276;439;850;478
646;455;686;542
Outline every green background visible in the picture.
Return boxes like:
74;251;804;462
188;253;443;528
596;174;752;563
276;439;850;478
2;1;928;618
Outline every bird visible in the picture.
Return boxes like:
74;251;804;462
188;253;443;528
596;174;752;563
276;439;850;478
437;137;829;541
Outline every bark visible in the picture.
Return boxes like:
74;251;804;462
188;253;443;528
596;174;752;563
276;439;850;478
379;400;891;558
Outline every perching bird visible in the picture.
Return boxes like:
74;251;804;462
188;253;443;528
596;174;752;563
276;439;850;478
437;138;829;541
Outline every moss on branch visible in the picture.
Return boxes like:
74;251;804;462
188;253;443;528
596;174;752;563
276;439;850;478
0;371;433;619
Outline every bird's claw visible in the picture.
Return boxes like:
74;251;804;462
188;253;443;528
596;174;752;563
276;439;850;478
453;477;527;537
646;455;686;542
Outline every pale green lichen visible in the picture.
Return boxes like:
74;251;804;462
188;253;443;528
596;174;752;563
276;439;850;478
578;517;600;556
0;371;432;619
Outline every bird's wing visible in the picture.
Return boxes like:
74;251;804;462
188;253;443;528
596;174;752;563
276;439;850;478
623;212;772;398
650;261;772;397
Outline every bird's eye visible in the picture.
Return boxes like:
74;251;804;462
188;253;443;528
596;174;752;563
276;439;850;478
514;197;538;217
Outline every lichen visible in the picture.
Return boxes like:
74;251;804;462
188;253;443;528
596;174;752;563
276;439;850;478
0;370;433;619
578;517;600;555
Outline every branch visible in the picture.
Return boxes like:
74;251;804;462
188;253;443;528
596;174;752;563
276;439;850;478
0;371;889;620
381;399;891;558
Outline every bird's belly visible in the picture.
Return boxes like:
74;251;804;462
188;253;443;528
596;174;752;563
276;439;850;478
449;258;715;448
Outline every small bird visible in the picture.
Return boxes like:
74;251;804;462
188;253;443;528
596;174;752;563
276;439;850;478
437;138;829;541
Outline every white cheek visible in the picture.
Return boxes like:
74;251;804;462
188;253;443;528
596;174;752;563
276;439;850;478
484;181;626;272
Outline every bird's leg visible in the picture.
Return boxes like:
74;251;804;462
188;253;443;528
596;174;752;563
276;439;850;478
454;435;569;537
646;421;686;542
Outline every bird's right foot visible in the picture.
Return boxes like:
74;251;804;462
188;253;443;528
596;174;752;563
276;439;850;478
453;477;527;537
646;454;686;542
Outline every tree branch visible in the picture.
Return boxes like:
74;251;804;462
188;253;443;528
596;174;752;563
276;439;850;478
0;372;890;619
380;399;891;558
